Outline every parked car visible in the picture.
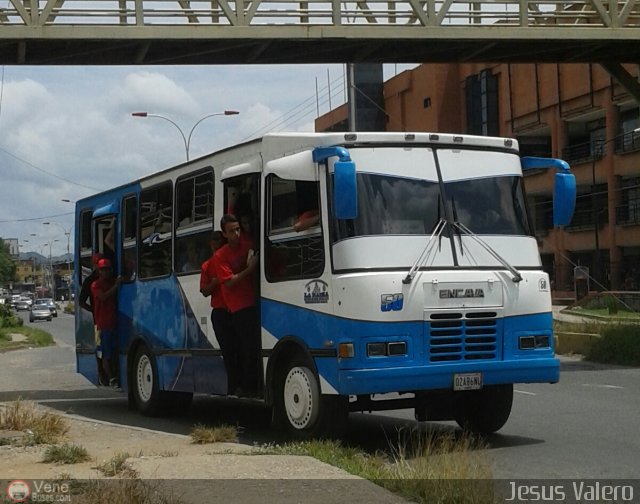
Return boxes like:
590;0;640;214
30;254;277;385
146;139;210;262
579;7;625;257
40;298;58;317
29;303;52;322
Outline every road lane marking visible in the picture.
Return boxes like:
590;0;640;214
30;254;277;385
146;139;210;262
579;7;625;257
514;390;536;396
581;383;624;389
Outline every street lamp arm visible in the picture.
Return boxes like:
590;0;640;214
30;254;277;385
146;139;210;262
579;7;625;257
186;111;240;158
144;114;189;160
132;110;239;161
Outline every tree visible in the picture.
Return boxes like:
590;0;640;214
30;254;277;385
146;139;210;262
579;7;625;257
0;239;17;285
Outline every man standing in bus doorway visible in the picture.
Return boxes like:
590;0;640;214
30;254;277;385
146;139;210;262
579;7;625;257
91;258;122;388
200;230;238;395
215;214;260;397
79;253;109;385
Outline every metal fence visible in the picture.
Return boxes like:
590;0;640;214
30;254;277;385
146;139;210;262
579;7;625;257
1;0;640;28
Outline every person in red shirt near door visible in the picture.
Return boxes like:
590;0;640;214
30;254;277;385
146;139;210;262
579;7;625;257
91;258;122;387
200;230;238;395
214;214;260;397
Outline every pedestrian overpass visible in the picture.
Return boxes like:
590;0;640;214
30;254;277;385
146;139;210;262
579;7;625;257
1;0;640;65
2;0;640;98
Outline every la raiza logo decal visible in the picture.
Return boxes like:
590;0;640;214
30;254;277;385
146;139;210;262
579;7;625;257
304;280;329;304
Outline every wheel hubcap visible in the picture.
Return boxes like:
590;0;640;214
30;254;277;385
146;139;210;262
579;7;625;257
283;367;318;430
136;354;153;402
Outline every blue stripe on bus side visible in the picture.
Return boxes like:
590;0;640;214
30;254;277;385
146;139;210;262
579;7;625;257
261;298;557;394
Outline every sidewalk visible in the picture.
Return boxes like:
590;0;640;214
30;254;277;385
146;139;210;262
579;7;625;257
552;305;595;323
0;407;407;504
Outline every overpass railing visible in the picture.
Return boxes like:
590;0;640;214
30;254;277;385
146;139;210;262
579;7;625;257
1;0;639;28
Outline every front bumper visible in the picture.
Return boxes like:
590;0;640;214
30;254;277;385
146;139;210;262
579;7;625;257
337;357;560;395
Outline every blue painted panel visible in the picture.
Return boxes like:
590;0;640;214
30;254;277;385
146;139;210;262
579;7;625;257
262;298;559;395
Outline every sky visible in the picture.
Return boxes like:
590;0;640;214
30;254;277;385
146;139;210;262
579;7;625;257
0;64;414;258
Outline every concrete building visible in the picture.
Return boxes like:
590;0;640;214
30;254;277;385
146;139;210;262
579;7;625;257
315;63;640;295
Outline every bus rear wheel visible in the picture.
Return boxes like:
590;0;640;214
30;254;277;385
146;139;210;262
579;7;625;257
274;357;348;439
132;345;163;416
453;383;513;435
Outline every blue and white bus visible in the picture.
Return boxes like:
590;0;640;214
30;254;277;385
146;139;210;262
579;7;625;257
74;132;575;437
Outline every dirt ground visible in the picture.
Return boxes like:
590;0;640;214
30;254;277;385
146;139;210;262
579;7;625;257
0;406;406;504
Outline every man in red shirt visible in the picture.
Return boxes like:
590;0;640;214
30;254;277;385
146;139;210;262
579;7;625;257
200;230;237;395
91;258;122;387
214;214;260;397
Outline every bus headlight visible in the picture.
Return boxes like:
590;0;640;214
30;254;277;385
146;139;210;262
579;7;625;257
366;341;407;357
519;335;550;350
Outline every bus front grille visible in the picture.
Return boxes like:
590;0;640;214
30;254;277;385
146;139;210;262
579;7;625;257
427;311;498;363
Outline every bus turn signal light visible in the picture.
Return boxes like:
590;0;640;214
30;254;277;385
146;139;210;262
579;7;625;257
338;343;355;358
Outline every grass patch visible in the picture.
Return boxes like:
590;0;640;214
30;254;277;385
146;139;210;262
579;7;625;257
587;324;640;366
554;320;640;365
554;319;605;335
58;478;186;504
0;399;69;444
0;325;54;351
262;428;492;504
189;423;238;444
42;443;91;464
96;452;138;478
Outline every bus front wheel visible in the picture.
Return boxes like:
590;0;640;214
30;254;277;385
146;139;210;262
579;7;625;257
453;383;513;435
274;357;348;439
132;346;163;416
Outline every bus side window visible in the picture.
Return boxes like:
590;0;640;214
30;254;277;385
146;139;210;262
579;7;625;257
175;169;214;274
139;183;173;279
122;195;137;282
265;176;324;282
78;209;93;285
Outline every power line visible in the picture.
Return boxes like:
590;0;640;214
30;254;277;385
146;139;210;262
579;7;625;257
239;69;347;142
0;145;101;191
0;211;73;224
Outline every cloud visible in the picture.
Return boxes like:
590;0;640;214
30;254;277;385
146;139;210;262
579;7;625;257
0;64;355;255
115;71;200;118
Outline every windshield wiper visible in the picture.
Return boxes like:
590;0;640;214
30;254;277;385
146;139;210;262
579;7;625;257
403;218;447;284
451;222;523;283
451;196;464;256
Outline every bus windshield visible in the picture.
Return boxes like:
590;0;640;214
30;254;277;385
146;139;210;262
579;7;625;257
332;173;532;242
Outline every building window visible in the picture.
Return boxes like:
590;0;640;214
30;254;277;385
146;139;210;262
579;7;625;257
566;184;607;230
530;196;553;236
465;70;499;136
615;109;640;154
616;177;640;226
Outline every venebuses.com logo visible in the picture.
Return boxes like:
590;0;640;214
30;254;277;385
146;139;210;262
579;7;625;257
6;480;31;503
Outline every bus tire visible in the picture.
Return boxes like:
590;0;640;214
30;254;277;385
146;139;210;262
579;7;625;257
132;345;163;416
274;356;347;439
453;384;513;435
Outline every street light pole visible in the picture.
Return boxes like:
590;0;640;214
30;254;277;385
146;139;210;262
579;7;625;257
43;222;71;300
48;239;58;301
131;110;240;161
43;221;73;271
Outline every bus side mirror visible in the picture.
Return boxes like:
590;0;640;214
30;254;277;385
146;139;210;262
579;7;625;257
553;172;576;227
334;160;358;220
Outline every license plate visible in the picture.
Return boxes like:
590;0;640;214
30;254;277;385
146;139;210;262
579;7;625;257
453;372;483;391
